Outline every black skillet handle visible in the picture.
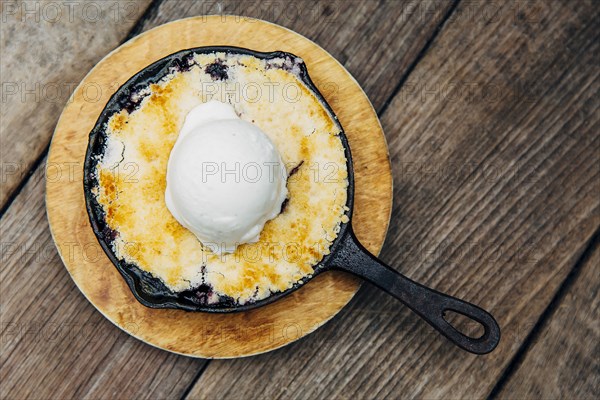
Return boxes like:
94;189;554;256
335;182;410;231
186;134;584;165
330;229;501;354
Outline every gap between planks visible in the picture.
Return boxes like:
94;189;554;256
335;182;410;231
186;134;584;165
487;225;600;399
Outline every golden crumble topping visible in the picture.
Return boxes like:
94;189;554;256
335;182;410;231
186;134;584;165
93;52;348;304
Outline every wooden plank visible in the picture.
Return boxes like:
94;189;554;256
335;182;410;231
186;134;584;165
0;0;154;210
0;156;206;399
184;0;600;398
0;1;458;398
496;239;599;399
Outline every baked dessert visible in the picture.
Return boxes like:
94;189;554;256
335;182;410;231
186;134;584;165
86;48;350;309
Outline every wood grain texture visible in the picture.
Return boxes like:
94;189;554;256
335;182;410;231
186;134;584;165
0;156;206;400
0;0;153;209
45;16;393;358
184;0;600;398
497;239;600;400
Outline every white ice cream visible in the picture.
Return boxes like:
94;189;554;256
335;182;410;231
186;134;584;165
165;100;288;255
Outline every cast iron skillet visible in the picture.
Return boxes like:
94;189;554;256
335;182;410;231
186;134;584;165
84;46;501;354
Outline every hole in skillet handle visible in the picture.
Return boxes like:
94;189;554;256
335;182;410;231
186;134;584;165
327;228;501;355
443;310;486;339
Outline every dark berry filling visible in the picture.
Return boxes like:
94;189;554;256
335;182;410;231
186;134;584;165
205;61;228;80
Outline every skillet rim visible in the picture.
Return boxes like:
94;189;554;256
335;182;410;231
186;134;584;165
83;45;355;312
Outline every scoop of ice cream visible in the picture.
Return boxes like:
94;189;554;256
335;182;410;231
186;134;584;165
165;100;288;255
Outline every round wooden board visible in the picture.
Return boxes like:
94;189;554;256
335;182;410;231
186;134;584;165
46;16;392;358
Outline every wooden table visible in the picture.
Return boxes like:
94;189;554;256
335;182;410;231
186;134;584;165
1;1;598;398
